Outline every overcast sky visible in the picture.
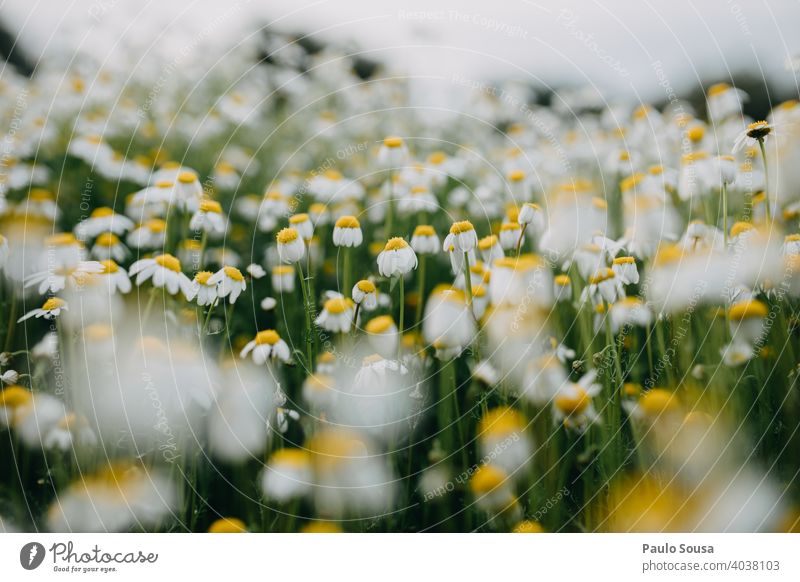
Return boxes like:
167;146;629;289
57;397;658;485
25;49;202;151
3;0;799;103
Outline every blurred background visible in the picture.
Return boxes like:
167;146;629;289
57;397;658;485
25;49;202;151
1;0;799;117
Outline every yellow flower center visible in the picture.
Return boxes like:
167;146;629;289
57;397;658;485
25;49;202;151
91;207;114;218
276;227;299;244
289;213;309;225
413;225;435;237
555;386;590;415
95;232;120;246
272;265;293;275
356;280;376;294
508;169;525;182
147;219;167;233
639;389;677;417
384;237;409;251
428;151;446;165
470;465;507;494
478;235;498;250
513;520;545;533
554;274;571;286
365;315;395;334
589;268;615;284
154;254;182;272
42;297;66;311
29;188;54;201
47;233;78;247
383;136;404;148
223;266;244;281
612;256;635;265
199;199;222;213
707;82;731;97
99;259;118;274
271;448;312;468
177;171;196;184
478;406;526;438
730;221;754;238
687;125;705;142
255;330;280;345
0;386;31;408
449;220;475;235
195;271;213;284
335;215;360;229
728;299;768;321
207;518;247;533
500;222;521;232
324;297;351;315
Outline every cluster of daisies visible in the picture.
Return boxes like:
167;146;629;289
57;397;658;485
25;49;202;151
1;27;800;534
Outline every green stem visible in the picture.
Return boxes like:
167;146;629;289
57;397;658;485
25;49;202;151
343;246;352;298
759;139;771;223
514;225;527;255
201;300;217;335
721;182;728;247
414;254;427;329
397;276;405;361
296;262;314;367
385;171;395;239
4;292;17;353
462;251;474;311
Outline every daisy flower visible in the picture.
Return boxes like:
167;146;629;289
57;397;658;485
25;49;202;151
175;171;204;212
75;206;134;239
208;266;246;304
289;212;314;240
584;268;625;305
611;256;640;285
364;315;399;357
271;265;295;293
276;227;305;264
498;222;523;250
18;297;68;322
478;234;504;263
553;274;572;302
518;202;545;233
261;448;313;503
733;120;774;153
246;263;266;278
443;220;478;253
186;271;219;306
189;199;228;236
127;219;167;250
351;280;378;313
128;253;193;297
410;225;440;255
315;297;355;333
332;215;362;247
240;329;291;364
378;135;409;169
553;371;602;431
27;258;105;294
96;260;132;294
377;237;417;277
90;232;129;262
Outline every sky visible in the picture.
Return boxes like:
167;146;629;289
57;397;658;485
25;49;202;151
2;0;799;103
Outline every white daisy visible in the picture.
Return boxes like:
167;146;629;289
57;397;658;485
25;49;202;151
128;253;193;297
240;329;291;364
208;266;246;304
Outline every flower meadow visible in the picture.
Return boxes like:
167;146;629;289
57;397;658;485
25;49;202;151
1;29;800;534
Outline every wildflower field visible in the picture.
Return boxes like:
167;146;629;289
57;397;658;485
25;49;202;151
1;22;800;534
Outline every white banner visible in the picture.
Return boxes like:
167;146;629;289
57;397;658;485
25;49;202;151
1;534;798;581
